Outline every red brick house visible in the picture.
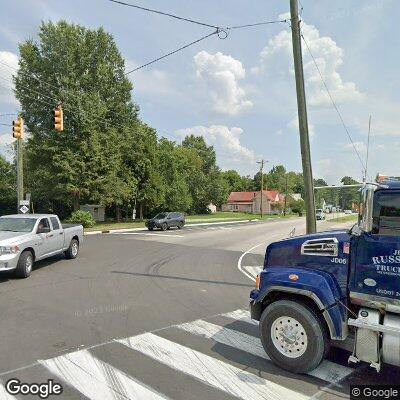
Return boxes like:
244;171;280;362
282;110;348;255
222;190;284;214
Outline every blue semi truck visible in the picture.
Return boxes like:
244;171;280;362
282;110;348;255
250;177;400;373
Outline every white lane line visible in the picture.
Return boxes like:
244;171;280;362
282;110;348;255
177;319;353;384
222;309;259;325
119;332;308;400
39;349;167;400
112;232;183;238
237;242;266;282
242;265;263;278
0;383;18;400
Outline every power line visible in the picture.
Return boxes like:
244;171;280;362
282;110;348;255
106;0;220;29
228;19;288;30
301;33;366;171
0;113;17;117
126;30;219;74
0;122;12;127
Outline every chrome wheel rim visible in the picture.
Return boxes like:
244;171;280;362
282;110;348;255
71;242;78;257
25;255;33;273
271;316;308;358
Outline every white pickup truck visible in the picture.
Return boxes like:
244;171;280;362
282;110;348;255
0;214;83;278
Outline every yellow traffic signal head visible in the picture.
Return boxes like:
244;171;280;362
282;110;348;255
12;117;24;139
54;105;64;132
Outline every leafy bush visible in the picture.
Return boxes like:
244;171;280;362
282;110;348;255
290;199;305;217
67;210;95;228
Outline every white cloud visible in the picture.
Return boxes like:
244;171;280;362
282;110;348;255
343;141;367;154
193;51;252;115
288;117;315;138
175;125;258;169
254;16;362;108
0;51;18;105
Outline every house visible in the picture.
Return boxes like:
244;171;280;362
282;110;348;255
222;191;284;214
80;204;105;222
207;203;217;213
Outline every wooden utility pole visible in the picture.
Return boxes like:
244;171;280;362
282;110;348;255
257;160;267;218
290;0;317;233
17;139;23;212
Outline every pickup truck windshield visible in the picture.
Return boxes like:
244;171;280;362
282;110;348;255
0;217;37;232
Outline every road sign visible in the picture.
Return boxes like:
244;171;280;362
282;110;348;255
20;200;29;206
19;205;29;214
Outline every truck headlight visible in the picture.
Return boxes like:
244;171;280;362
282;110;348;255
0;246;20;255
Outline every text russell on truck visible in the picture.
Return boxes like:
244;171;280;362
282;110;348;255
250;176;400;373
0;214;83;278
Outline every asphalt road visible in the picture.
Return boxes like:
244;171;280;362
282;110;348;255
0;216;398;399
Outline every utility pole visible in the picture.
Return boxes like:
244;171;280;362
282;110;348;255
17;139;23;212
257;160;267;218
290;0;317;233
12;116;24;213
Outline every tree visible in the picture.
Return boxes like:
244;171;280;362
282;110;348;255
0;155;16;214
340;176;359;209
14;21;138;213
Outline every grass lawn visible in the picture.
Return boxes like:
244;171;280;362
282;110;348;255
330;214;358;223
84;212;297;232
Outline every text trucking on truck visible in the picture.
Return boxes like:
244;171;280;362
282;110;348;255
250;176;400;373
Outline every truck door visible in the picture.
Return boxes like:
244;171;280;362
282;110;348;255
35;217;53;258
350;190;400;303
49;216;64;253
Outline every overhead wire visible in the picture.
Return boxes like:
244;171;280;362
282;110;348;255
300;32;366;171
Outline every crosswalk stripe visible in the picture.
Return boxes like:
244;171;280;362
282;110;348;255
221;309;259;325
118;332;308;400
242;265;263;278
176;319;353;384
0;383;18;400
39;349;168;400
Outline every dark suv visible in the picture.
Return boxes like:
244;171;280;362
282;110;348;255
146;212;185;231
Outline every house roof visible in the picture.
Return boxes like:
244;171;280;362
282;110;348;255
227;190;282;203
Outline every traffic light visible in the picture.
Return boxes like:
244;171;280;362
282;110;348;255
54;104;64;132
12;117;24;139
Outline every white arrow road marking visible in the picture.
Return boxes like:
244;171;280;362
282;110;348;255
176;319;353;384
241;265;263;279
39;349;168;400
237;242;265;281
119;332;308;400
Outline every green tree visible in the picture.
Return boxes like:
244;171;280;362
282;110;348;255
14;21;138;213
0;155;16;214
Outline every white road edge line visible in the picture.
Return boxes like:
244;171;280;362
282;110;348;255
112;232;184;237
237;242;265;282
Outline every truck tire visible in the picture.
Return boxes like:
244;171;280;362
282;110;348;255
148;226;154;231
15;250;34;278
259;299;328;373
178;221;184;229
65;238;79;259
161;222;168;231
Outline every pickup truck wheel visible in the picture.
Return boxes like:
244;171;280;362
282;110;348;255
15;250;34;278
65;238;79;259
148;226;154;231
260;300;327;373
161;223;168;231
177;221;184;229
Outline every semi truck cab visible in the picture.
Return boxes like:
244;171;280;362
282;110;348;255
250;177;400;373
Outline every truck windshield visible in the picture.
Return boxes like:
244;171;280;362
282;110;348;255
372;192;400;235
0;218;37;232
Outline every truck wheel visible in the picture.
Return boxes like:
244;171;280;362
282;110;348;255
15;250;34;278
259;299;328;373
65;238;79;259
148;226;154;231
178;221;184;229
161;223;168;231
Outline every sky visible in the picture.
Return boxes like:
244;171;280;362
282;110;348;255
0;0;399;184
